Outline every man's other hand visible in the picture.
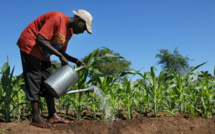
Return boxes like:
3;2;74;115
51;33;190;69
76;60;86;68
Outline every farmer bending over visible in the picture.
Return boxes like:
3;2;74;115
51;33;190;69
17;10;93;128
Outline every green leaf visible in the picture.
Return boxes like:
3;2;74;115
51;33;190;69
86;48;100;67
93;68;102;75
101;46;110;51
119;67;137;77
188;62;207;75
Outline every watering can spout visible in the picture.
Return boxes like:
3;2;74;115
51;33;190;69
87;85;95;92
73;66;85;72
66;85;95;94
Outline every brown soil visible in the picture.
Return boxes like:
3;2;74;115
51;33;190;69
0;111;215;134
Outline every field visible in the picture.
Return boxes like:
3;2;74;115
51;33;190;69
1;111;215;134
1;48;215;134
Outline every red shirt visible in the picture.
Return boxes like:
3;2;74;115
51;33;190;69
17;11;73;61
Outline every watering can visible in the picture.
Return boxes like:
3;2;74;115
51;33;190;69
44;65;95;99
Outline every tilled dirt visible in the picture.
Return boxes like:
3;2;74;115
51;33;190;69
1;112;215;134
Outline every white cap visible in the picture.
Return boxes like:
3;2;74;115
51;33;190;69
73;9;93;34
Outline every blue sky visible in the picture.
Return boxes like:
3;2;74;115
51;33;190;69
0;0;214;79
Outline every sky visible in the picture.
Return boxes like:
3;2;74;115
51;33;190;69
0;0;214;79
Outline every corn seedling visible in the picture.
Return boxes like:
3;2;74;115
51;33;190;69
1;57;25;122
197;78;215;118
144;67;167;117
170;62;206;114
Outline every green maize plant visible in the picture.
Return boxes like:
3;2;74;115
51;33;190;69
0;57;25;122
70;91;88;120
97;76;119;119
185;75;209;118
168;72;198;116
133;79;148;114
169;62;206;114
96;76;112;120
16;88;22;122
161;79;178;115
59;89;85;117
136;89;150;115
184;83;198;118
62;96;73;116
135;72;153;114
197;77;215;118
87;92;102;120
69;68;89;120
97;76;112;94
107;94;117;121
169;69;187;114
91;73;120;120
163;89;178;115
57;95;74;115
12;84;27;122
95;67;137;120
121;81;138;119
144;67;166;117
106;81;123;121
68;69;90;120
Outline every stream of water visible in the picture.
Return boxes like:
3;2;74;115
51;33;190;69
93;86;112;120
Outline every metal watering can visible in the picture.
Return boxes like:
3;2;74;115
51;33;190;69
44;65;95;99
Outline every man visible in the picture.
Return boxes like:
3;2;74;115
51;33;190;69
17;9;93;128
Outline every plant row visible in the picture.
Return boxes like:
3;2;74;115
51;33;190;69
0;48;214;123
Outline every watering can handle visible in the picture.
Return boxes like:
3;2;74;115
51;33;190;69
74;66;85;72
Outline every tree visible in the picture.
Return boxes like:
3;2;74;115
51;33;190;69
155;48;193;74
82;48;131;81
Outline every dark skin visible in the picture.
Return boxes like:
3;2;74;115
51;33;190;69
31;16;87;128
